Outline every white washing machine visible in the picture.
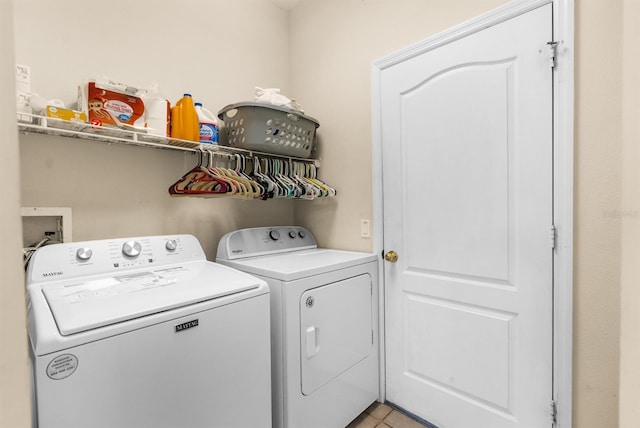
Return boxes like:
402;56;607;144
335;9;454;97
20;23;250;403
216;226;379;428
26;234;272;428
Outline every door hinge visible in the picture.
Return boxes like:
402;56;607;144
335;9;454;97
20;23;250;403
550;400;558;424
550;224;557;249
547;41;559;69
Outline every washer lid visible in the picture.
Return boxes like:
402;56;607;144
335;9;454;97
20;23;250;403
42;261;262;336
221;249;377;281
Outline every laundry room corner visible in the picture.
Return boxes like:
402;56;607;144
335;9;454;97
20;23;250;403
13;0;297;259
3;0;637;427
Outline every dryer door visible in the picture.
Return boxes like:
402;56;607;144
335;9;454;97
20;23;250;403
300;274;373;395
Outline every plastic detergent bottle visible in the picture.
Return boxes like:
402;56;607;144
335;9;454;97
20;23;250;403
171;93;199;142
195;102;219;144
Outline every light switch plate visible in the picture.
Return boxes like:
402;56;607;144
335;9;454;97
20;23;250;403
360;219;371;239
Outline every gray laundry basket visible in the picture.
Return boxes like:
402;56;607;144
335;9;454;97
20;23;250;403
217;102;319;158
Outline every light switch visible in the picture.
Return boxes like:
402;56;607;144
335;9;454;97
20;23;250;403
360;219;371;239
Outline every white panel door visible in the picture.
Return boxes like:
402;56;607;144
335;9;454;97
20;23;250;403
381;5;553;428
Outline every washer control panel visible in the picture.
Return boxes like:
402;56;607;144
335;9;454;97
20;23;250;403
27;235;205;283
216;226;317;260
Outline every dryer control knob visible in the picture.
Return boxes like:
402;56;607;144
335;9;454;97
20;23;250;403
298;230;306;239
122;240;142;258
76;247;93;261
288;231;297;239
269;230;281;241
165;240;178;251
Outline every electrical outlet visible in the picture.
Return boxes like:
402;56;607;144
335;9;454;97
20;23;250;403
360;219;371;239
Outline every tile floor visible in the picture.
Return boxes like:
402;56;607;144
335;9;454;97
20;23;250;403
347;402;431;428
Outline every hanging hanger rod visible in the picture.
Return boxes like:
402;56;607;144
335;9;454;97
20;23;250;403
199;145;320;165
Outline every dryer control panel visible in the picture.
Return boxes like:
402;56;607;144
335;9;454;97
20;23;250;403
217;226;317;260
27;235;205;283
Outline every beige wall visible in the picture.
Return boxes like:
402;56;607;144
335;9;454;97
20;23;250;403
573;0;623;426
0;0;31;425
618;0;640;426
290;0;626;427
14;0;295;259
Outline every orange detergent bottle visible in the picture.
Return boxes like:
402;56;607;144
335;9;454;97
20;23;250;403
171;93;200;142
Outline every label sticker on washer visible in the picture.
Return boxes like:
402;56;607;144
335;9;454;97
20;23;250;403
63;272;176;304
46;354;78;380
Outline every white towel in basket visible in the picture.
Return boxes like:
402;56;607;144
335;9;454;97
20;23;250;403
254;87;304;113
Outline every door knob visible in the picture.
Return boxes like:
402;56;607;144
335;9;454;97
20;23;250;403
384;250;398;263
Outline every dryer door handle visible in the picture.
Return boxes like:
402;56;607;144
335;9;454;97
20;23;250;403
305;326;320;358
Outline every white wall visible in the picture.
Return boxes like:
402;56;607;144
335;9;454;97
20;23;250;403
14;0;296;258
0;0;31;425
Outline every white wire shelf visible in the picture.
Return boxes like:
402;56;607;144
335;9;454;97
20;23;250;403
17;113;320;166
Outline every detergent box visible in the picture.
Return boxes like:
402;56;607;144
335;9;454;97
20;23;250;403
45;106;87;130
78;80;145;129
46;106;87;122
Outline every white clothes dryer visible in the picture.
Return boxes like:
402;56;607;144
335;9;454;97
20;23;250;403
26;234;271;428
216;226;379;428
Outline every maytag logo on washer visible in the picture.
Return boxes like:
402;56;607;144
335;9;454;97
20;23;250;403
42;271;64;277
175;319;199;333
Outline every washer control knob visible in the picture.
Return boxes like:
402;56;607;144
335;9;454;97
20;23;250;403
122;241;142;258
165;239;178;251
76;247;93;261
298;230;306;239
269;230;281;241
288;231;297;239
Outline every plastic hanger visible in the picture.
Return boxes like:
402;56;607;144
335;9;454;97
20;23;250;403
168;151;229;197
169;151;336;200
